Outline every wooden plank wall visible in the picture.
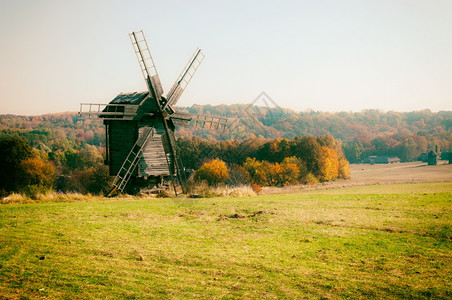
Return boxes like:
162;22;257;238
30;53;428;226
139;123;171;176
108;120;176;178
108;121;137;176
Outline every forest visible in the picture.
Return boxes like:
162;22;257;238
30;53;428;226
177;105;451;163
0;105;450;196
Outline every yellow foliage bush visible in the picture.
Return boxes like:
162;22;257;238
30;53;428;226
194;159;229;186
244;157;301;186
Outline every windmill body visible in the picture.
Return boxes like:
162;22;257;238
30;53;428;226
104;91;173;178
80;31;227;195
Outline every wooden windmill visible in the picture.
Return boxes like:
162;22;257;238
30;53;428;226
80;31;227;196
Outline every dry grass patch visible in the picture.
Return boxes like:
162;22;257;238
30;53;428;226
188;184;256;198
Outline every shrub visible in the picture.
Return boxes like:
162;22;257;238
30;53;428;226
56;165;111;194
251;183;262;194
188;183;256;198
189;180;216;198
20;184;51;199
225;165;250;186
84;165;111;194
19;157;55;188
277;161;300;186
301;172;319;185
194;159;229;187
244;157;301;186
338;158;351;179
228;186;256;197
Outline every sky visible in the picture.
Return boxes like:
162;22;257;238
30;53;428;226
0;0;451;115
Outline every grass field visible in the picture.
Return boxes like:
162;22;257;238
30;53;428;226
1;180;451;299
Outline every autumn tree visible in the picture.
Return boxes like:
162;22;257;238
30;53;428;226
317;146;339;181
243;158;271;186
256;138;292;163
272;162;300;186
62;144;103;171
343;139;364;163
281;156;305;183
244;157;300;186
292;136;323;177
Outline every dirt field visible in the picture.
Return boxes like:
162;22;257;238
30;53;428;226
263;160;452;194
349;160;452;185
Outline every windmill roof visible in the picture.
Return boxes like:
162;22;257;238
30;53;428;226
109;92;149;105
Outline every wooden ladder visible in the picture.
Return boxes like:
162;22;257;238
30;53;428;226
105;127;154;196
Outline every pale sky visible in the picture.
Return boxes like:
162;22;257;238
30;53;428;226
0;0;451;115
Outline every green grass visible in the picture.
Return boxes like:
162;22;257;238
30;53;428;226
1;182;451;299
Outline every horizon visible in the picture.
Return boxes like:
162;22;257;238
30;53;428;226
1;102;450;118
1;1;451;115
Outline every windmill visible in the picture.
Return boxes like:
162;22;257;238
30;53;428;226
80;31;227;196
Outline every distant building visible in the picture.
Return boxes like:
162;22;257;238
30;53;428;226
365;156;400;164
441;152;452;164
427;150;438;165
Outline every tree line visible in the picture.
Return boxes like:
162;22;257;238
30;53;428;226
1;134;349;197
1;106;450;163
177;105;451;162
1;105;450;196
0;136;110;198
180;135;350;187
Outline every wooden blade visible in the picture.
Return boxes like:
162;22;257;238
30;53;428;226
170;112;228;130
79;103;139;120
129;31;164;100
164;48;205;108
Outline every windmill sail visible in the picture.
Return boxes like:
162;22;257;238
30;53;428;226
171;112;228;130
129;31;164;99
165;48;205;108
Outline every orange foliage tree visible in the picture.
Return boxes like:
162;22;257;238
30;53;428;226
194;159;229;186
19;158;55;188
